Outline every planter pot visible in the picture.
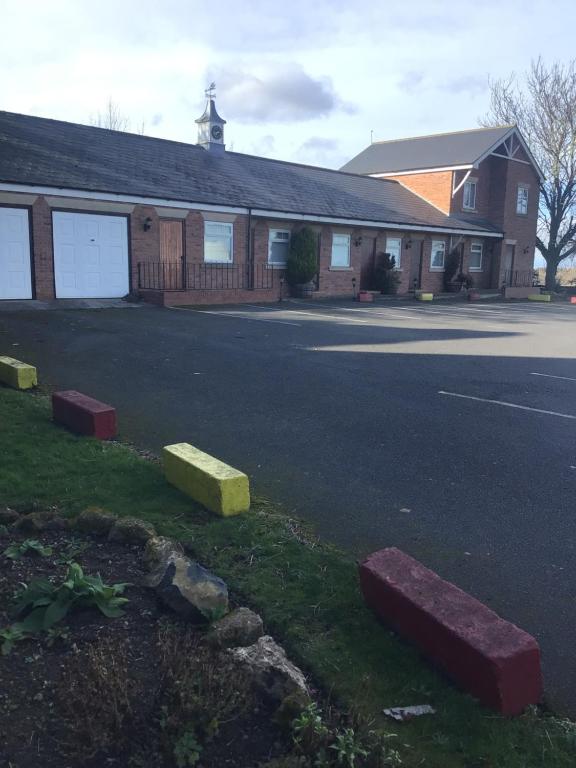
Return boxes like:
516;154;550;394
291;281;315;298
468;291;481;302
358;291;374;303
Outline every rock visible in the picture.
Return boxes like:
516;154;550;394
0;508;19;526
13;510;69;532
208;607;264;649
229;636;309;703
143;536;184;570
76;507;117;535
108;517;156;545
148;553;228;621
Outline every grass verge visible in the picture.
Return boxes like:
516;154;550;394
0;387;574;767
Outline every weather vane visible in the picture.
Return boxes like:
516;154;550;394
205;82;216;100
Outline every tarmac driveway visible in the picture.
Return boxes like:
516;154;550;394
1;298;575;714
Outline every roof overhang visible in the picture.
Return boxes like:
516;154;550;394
473;126;545;182
0;181;503;239
371;164;473;178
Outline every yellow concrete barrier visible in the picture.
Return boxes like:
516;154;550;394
418;293;434;302
528;294;551;302
163;442;250;517
0;356;37;390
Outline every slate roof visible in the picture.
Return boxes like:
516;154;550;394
340;125;515;175
0;111;498;235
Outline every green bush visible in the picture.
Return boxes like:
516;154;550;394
286;227;318;286
373;253;400;294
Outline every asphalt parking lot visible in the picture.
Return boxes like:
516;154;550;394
1;298;575;713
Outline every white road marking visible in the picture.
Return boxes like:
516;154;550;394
530;372;576;383
283;302;424;320
439;390;576;420
168;306;301;326
273;307;370;324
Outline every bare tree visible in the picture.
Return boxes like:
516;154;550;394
90;98;131;132
483;59;576;289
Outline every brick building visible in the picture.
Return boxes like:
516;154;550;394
0;97;540;304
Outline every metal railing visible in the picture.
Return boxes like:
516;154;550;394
137;261;283;291
503;269;539;288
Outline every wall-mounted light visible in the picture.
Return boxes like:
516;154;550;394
143;217;153;232
354;235;363;247
522;246;530;254
404;238;413;250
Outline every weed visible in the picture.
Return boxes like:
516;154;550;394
58;637;139;758
4;538;53;560
0;624;28;655
330;729;368;768
54;540;89;565
173;728;203;767
293;702;330;753
44;625;70;648
12;562;130;635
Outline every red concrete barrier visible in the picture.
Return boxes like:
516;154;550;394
570;296;576;305
52;390;117;440
359;548;542;715
358;291;374;303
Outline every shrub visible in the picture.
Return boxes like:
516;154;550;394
286;227;318;286
373;253;400;294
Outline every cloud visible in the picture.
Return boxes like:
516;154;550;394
397;71;425;94
440;75;488;97
299;137;339;152
295;136;342;167
211;64;356;123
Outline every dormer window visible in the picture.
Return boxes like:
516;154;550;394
463;180;477;210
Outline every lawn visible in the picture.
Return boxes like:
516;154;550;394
0;386;574;767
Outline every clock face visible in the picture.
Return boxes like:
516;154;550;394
211;124;223;141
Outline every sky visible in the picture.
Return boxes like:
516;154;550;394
2;0;576;175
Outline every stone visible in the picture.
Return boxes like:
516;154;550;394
359;547;542;715
108;517;156;545
148;553;228;621
13;510;69;532
0;508;19;526
207;607;264;649
143;536;184;571
76;507;118;536
229;636;309;703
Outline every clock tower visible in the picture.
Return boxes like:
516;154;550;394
196;83;226;153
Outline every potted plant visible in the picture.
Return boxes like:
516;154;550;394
443;250;461;292
374;253;401;295
285;227;318;298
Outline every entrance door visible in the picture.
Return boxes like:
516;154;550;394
160;220;183;262
504;244;515;285
0;207;32;299
409;240;424;290
359;236;375;289
53;212;129;298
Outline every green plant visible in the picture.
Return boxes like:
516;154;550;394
12;562;130;634
457;272;474;290
174;728;203;767
330;729;368;768
0;624;28;655
286;227;318;286
4;538;53;560
54;540;89;565
373;253;400;295
44;624;70;647
293;702;330;753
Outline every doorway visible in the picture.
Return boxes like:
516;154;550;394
409;240;424;290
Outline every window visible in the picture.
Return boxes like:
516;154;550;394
469;241;483;271
204;221;233;263
517;185;529;215
430;240;446;270
385;237;402;269
268;229;291;265
463;180;477;210
331;233;351;268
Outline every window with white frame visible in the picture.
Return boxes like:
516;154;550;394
463;180;477;210
385;236;402;269
469;241;483;271
430;240;446;270
331;233;351;268
204;221;233;263
517;185;529;214
268;229;291;265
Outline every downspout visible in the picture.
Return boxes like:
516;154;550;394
246;207;253;289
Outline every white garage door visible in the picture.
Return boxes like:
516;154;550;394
0;207;32;300
53;212;129;298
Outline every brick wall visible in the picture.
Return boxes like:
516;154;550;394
386;171;453;213
31;197;55;300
